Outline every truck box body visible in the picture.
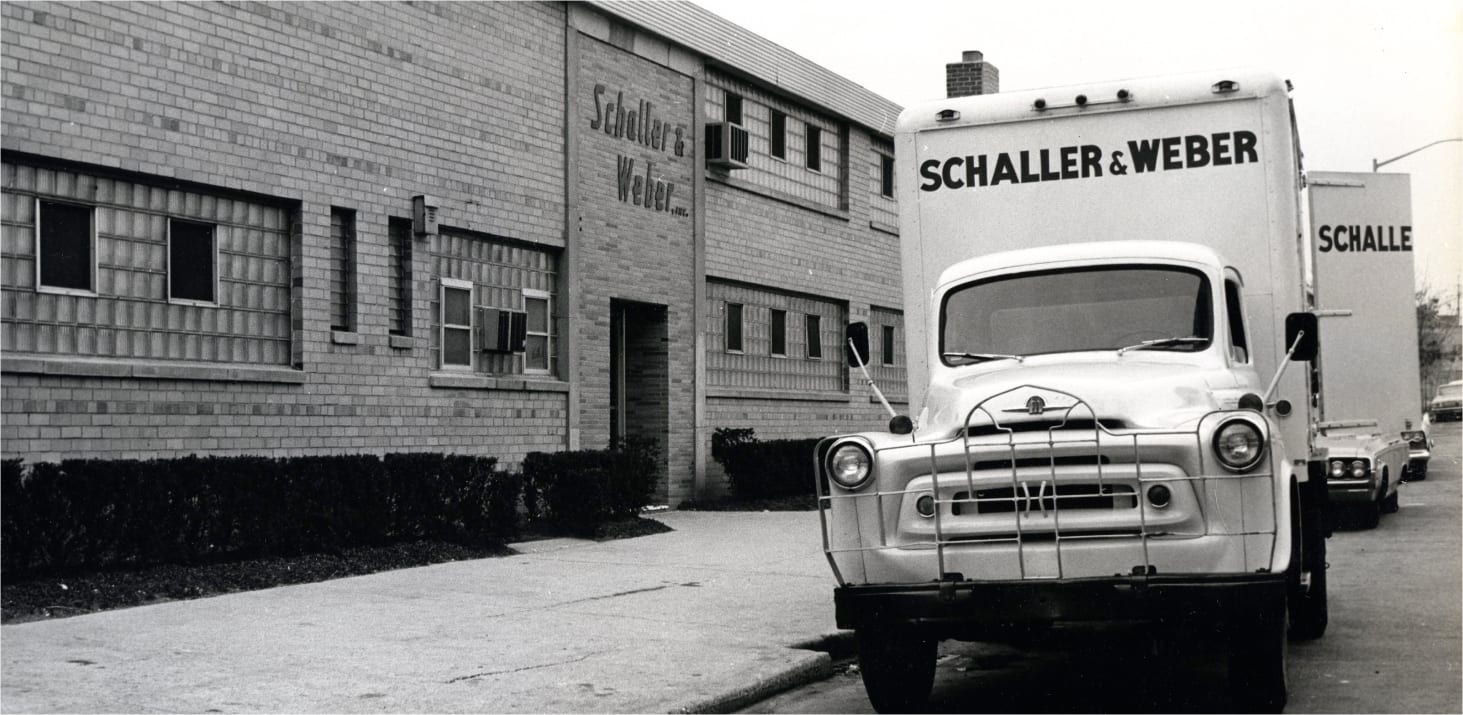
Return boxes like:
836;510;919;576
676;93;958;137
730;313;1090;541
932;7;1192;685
823;69;1324;711
1308;171;1422;432
895;69;1309;456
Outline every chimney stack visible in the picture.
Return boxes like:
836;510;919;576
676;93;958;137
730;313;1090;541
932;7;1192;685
946;50;999;98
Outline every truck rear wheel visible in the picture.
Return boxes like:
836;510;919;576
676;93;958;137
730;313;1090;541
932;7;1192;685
856;629;936;713
1228;605;1288;713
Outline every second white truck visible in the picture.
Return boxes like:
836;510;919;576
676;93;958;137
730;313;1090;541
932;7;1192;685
1308;171;1424;526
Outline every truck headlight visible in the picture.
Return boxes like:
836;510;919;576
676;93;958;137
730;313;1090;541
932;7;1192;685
827;443;874;490
1213;419;1265;472
1329;460;1345;479
1350;460;1367;479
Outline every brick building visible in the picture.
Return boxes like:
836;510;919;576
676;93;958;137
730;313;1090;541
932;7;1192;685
0;2;998;504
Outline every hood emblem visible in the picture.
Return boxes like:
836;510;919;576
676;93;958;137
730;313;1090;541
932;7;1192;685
1002;395;1073;416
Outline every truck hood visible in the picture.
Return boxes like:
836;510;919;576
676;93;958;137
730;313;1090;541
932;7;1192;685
918;357;1245;438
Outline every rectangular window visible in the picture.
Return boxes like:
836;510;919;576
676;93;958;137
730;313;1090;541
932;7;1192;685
168;218;216;304
329;207;356;331
388;218;413;336
805;125;822;171
770;110;787;159
726;302;744;352
880;154;895;197
805;314;822;360
36;199;95;293
441;278;473;369
725;92;743;125
881;324;896;366
524;289;551;374
770;309;787;357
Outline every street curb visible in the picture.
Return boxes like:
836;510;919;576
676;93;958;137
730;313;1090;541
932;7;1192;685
666;632;853;713
667;649;833;714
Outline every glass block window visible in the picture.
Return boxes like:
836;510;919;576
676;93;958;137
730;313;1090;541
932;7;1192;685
708;281;846;394
36;199;94;293
168;218;216;304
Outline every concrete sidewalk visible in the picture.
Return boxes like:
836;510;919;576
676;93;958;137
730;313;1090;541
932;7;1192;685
0;511;849;713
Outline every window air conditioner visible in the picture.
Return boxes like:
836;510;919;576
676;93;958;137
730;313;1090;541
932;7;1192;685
705;122;750;169
476;307;527;352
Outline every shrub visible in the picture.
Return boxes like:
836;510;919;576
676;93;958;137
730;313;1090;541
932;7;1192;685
522;437;659;536
0;453;517;579
711;427;825;500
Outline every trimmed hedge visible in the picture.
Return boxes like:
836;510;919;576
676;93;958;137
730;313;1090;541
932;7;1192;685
0;453;518;579
711;428;825;500
522;437;659;536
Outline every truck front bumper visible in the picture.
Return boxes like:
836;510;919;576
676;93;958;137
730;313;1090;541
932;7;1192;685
835;573;1285;634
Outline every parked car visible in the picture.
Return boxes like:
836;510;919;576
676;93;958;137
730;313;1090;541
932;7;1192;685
1401;413;1432;481
1430;380;1462;422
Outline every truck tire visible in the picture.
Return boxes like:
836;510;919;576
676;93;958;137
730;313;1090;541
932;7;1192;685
856;629;936;714
1228;605;1288;713
1289;487;1328;640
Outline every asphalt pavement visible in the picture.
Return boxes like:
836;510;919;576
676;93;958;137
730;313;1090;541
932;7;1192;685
0;511;848;714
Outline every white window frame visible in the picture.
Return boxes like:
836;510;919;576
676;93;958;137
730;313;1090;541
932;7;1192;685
167;217;219;307
523;288;552;376
440;277;474;371
34;198;98;297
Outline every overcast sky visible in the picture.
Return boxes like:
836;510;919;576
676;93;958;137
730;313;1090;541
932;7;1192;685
692;0;1462;304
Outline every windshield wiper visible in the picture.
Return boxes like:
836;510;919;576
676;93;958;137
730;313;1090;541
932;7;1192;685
943;351;1024;365
1116;337;1208;355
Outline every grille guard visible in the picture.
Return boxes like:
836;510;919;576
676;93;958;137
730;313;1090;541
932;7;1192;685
816;384;1280;587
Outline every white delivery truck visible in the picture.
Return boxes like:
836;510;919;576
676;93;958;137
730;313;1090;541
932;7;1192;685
1309;171;1423;527
817;69;1328;713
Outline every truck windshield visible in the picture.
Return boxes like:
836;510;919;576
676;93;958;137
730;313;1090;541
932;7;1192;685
941;265;1213;364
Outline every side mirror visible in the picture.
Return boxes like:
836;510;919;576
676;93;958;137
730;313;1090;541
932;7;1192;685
846;322;871;368
1284;312;1319;362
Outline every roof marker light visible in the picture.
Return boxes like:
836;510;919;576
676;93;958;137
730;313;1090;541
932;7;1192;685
1074;94;1088;106
1212;80;1240;94
936;109;960;122
1116;88;1131;102
1033;98;1047;111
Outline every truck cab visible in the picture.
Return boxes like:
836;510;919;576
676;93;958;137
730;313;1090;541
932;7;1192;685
818;69;1329;713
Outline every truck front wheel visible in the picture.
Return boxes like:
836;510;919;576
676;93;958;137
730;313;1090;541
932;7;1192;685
1228;605;1289;713
856;629;937;713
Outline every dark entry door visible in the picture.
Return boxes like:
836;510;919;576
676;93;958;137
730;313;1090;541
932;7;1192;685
609;301;669;470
